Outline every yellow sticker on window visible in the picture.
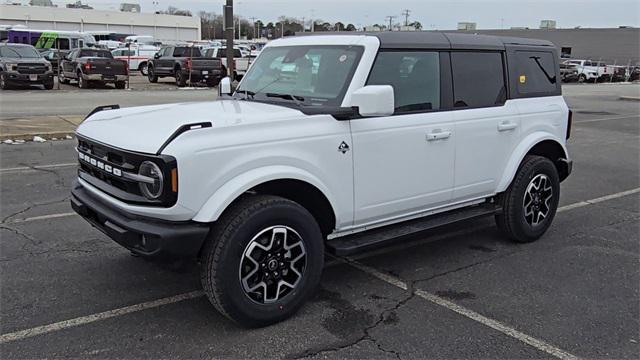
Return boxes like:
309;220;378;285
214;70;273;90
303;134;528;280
519;75;526;83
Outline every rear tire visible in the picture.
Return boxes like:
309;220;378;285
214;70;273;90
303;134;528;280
115;81;126;89
175;69;186;87
200;195;324;327
147;66;158;83
78;72;88;89
44;79;54;90
139;62;148;76
495;155;560;243
206;77;221;87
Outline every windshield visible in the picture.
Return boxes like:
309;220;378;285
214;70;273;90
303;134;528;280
79;50;113;58
236;45;364;107
0;46;41;59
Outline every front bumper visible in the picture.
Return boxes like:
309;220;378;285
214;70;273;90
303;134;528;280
71;180;210;258
83;74;127;82
4;71;54;84
558;158;573;182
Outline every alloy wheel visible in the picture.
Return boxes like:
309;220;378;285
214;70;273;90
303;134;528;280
239;225;307;304
523;174;553;227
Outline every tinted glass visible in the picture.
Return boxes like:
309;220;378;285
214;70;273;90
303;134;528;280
367;51;440;113
173;47;202;57
237;45;363;107
515;51;558;94
451;52;506;108
79;50;113;58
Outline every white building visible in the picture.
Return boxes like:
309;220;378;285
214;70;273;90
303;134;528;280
0;4;201;42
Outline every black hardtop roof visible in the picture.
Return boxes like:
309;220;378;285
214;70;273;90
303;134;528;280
295;31;555;50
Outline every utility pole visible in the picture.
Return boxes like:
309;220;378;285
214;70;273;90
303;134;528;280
249;16;257;38
301;16;305;32
224;0;234;79
385;15;396;31
402;9;411;26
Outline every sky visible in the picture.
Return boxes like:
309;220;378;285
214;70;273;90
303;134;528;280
39;0;640;30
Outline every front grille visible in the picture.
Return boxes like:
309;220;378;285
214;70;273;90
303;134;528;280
76;135;177;207
17;63;46;74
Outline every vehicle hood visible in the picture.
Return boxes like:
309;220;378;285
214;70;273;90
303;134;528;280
1;57;48;64
76;100;304;154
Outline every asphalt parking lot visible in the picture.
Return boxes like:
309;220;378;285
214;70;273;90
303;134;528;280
0;84;638;359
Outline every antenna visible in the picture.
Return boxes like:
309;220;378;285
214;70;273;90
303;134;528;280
402;9;411;26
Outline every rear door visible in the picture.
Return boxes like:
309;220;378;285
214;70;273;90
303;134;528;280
351;51;456;226
449;51;520;201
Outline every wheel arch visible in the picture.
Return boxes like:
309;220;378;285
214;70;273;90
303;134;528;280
192;166;339;236
497;133;570;193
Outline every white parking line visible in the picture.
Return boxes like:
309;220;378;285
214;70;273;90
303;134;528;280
340;256;579;360
0;188;637;346
557;187;640;213
0;291;203;345
0;163;77;174
6;212;77;224
574;114;639;124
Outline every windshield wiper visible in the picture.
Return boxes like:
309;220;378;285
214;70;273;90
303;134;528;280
266;93;305;106
236;89;255;99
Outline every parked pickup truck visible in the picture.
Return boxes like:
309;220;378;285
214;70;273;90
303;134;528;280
0;43;54;90
559;63;579;82
147;46;224;87
564;59;615;83
203;47;251;81
59;48;128;89
71;33;572;327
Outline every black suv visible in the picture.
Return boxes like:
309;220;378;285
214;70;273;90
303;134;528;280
0;43;54;90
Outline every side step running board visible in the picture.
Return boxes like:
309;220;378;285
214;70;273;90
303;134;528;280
327;203;499;255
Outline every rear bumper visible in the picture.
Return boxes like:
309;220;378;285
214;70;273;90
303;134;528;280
179;69;223;81
71;180;209;258
83;74;127;82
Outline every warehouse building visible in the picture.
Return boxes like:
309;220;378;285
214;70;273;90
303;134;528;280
455;27;640;65
0;4;201;42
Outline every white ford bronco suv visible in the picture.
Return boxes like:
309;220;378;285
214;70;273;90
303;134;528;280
71;32;572;327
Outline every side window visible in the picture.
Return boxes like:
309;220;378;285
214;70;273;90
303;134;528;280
367;51;441;113
112;50;122;56
514;51;558;95
451;52;506;108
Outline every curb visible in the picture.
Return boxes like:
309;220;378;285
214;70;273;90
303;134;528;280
619;96;640;102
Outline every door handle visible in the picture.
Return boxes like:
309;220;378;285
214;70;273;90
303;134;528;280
426;130;452;141
498;121;518;132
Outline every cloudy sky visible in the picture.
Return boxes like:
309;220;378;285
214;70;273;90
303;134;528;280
43;0;640;29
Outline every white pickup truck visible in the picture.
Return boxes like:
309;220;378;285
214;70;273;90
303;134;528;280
71;33;572;327
203;47;251;81
564;59;615;82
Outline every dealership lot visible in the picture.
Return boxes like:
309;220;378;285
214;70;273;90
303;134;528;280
0;84;638;358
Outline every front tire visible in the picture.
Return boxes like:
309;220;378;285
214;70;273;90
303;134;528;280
495;155;560;243
0;73;10;90
147;66;158;83
200;195;324;327
115;81;126;89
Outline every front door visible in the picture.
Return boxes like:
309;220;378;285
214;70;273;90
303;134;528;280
351;50;456;226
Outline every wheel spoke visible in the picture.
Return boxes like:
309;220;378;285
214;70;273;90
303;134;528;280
239;226;306;304
523;174;554;227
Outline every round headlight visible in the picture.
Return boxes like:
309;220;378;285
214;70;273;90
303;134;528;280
138;161;163;199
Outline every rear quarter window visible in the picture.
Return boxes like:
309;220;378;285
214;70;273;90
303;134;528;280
514;51;558;95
